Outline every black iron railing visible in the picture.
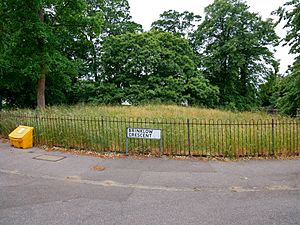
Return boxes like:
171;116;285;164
0;112;299;157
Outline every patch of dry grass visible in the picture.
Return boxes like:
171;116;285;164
16;104;283;121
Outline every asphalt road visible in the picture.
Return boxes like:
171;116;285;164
0;142;299;225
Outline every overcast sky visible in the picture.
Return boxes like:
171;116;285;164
128;0;295;74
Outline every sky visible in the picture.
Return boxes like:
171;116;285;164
128;0;295;74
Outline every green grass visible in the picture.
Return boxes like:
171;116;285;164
0;104;299;157
13;104;283;120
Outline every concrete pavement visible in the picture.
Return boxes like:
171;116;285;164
0;142;299;225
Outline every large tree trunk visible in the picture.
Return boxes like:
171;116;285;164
37;7;46;109
37;71;46;109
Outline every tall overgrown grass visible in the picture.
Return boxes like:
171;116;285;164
12;104;281;120
0;105;298;157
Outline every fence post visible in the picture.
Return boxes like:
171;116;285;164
101;117;105;151
160;132;163;157
272;119;275;156
187;119;191;156
35;112;38;144
126;136;129;156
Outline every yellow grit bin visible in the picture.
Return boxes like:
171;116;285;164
9;125;34;149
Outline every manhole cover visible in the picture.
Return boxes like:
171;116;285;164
33;154;66;162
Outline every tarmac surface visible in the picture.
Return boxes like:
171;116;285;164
0;142;299;225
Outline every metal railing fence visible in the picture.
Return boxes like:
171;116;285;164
0;112;299;157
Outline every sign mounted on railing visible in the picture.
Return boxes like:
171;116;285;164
126;128;161;140
125;127;162;156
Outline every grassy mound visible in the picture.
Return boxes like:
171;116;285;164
16;104;282;121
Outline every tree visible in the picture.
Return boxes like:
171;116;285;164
275;0;300;55
194;0;279;110
151;10;201;39
258;67;281;108
74;0;142;82
99;0;142;37
276;66;300;115
0;0;103;108
274;0;300;115
99;31;219;105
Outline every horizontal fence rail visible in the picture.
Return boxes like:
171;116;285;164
0;112;299;157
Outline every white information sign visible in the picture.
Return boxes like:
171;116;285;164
126;128;161;140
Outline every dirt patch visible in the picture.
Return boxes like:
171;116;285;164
92;165;106;171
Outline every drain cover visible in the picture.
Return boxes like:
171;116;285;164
33;154;66;162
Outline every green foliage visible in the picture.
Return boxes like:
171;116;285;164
258;73;280;108
0;0;103;108
61;0;104;81
99;0;142;36
151;10;201;39
186;77;220;107
276;64;300;116
0;0;295;113
77;0;141;81
194;0;279;110
71;80;123;104
99;31;219;106
273;0;300;115
275;0;300;55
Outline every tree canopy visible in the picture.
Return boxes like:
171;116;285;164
97;31;219;106
151;10;201;39
100;0;142;36
193;0;279;110
0;0;103;108
0;0;297;116
273;0;300;115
